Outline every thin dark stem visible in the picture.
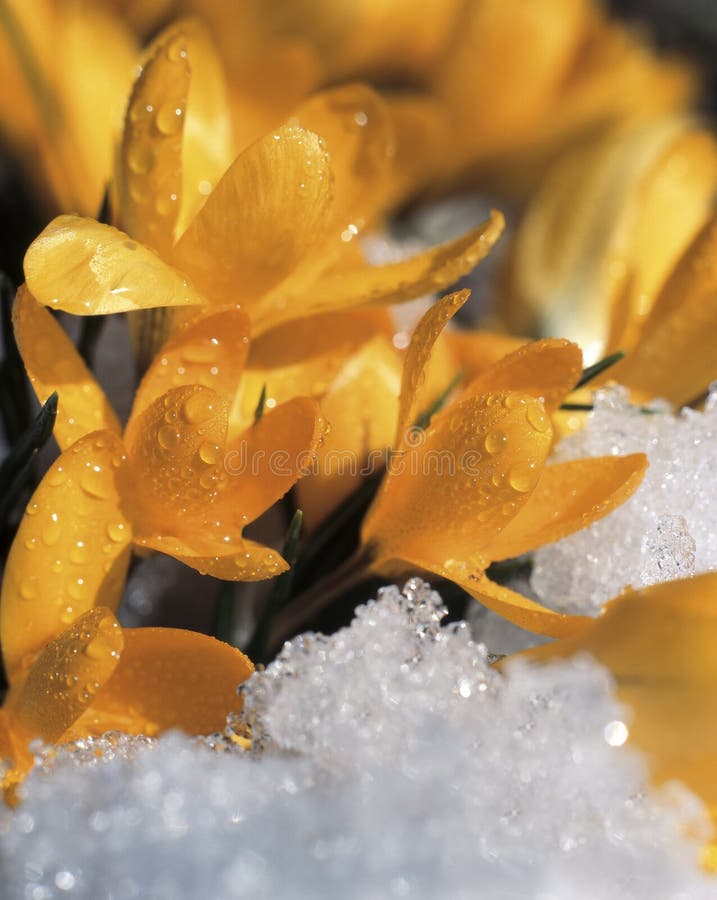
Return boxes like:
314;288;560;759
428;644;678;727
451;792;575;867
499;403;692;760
267;546;375;653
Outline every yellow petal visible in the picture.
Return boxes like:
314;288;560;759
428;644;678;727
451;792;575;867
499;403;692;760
68;626;252;738
447;566;591;638
132;306;251;419
383;92;447;206
173;124;333;308
0;431;132;682
117;24;190;255
24;215;205;315
225;396;326;525
611;212;717;404
485;453;648;562
9;607;123;744
363;390;553;566
288;83;395;238
296;335;401;531
123;385;231;543
173;19;233;236
260;210;504;330
12;286;121;451
522;573;717;817
463;338;582;413
132;533;288;581
395;290;470;448
56;4;137;214
231;308;392;433
443;329;530;380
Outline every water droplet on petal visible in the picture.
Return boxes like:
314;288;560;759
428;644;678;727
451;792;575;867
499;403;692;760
182;391;215;424
158;425;180;449
526;404;550;433
508;462;539;493
155;102;184;135
484;430;507;454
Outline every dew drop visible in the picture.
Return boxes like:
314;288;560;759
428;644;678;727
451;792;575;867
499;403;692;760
20;579;38;601
46;466;66;487
508;462;539;493
127;143;154;175
69;541;90;565
526;404;550;433
80;464;113;499
107;522;128;543
182;390;215;424
198;442;221;465
158;425;180;449
484;430;507;454
155;102;184;136
42;521;61;546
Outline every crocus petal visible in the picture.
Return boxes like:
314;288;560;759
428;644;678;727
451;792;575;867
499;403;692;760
132;306;251;419
117;24;190;255
462;338;583;413
259;211;504;330
363;390;553;566
173;124;333;308
443;330;529;380
123;385;232;543
288;83;395;239
611;212;717;404
394;290;470;448
13;286;121;450
24;215;205;315
0;431;132;681
484;453;648;562
383;92;447;206
9;607;123;744
67;627;252;738
295;335;401;531
133;533;288;581
230;309;392;433
449;567;592;638
522;573;717;813
173;19;233;236
225;396;326;525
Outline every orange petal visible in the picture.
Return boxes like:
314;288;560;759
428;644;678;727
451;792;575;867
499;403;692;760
384;92;447;206
13;286;121;451
9;607;123;744
522;573;717;814
288;83;395;238
117;24;190;255
485;453;648;562
443;329;530;380
295;335;401;530
450;567;592;638
133;533;288;581
69;626;252;738
259;210;505;330
0;431;132;682
173;19;233;236
395;290;470;448
230;308;392;433
24;215;206;315
225;396;326;525
611;212;717;404
132;306;251;418
462;338;582;413
173;124;333;308
123;384;231;542
363;390;553;566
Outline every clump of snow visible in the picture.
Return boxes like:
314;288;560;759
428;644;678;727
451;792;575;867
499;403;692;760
0;580;711;899
532;386;717;614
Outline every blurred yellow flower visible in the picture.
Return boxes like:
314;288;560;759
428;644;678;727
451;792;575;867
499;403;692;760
521;573;717;863
505;118;717;368
0;0;136;215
